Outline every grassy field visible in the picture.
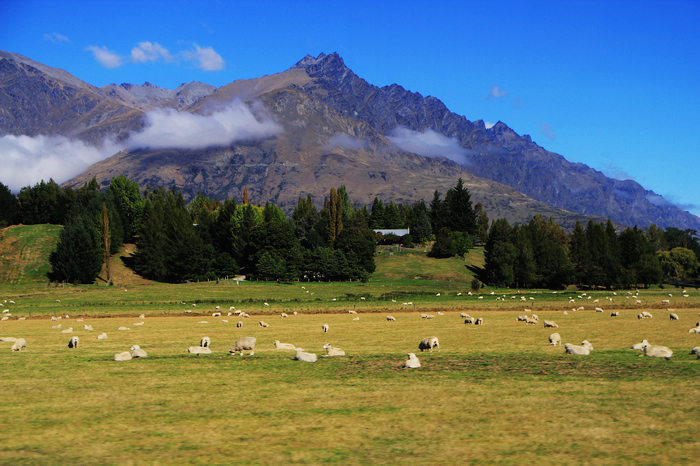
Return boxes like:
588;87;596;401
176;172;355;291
0;224;62;284
1;281;699;465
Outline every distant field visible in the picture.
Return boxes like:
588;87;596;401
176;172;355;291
1;281;699;464
0;224;62;284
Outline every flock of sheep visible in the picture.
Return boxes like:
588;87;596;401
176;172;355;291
2;289;699;366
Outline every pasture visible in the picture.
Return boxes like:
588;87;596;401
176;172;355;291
1;282;699;464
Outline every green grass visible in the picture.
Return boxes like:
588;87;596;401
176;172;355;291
0;224;62;284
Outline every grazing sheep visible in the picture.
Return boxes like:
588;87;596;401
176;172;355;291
114;352;132;361
418;337;440;352
525;317;538;325
630;340;650;350
273;340;296;351
642;311;653;318
564;343;590;355
516;315;527;322
595;307;603;313
97;333;108;340
464;317;474;324
293;348;318;362
690;347;700;358
460;313;469;319
200;336;211;348
11;338;27;351
131;345;148;358
229;337;256;356
322;343;346;357
475;318;484;325
661;299;670;305
611;312;619;317
386;316;396;321
236;321;243;328
531;314;539;321
543;320;558;328
641;343;673;360
280;313;288;318
348;310;357;314
259;321;270;328
212;312;221;317
68;336;79;349
403;353;421;368
669;313;679;321
581;340;594;350
549;333;561;346
187;346;212;355
637;314;644;320
322;324;329;333
0;337;17;342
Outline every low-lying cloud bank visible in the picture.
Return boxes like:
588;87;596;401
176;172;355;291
125;100;283;150
387;126;469;165
0;135;121;192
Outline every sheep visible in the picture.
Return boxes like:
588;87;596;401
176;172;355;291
531;314;539;321
133;322;144;326
348;310;358;315
97;333;108;340
611;312;619;317
83;324;93;331
595;307;604;313
273;340;296;351
630;340;650;350
549;333;561;346
690;347;700;359
118;326;130;331
460;313;469;319
114;352;132;361
661;299;670;305
352;316;360;321
52;324;62;329
280;313;288;318
641;343;673;360
187;346;212;355
543;320;558;328
642;311;653;318
581;340;594;351
516;315;527;322
139;314;145;319
525;317;538;325
259;321;270;328
294;348;318;362
11;338;27;351
212;312;221;317
475;318;484;325
564;343;590;355
386;316;396;321
418;337;440;352
130;345;148;358
403;353;421;368
229;337;256;356
637;314;644;320
322;324;329;333
464;317;474;324
61;327;73;334
689;328;700;334
669;313;679;321
200;336;211;348
68;336;79;349
236;321;243;328
0;337;17;342
322;343;346;357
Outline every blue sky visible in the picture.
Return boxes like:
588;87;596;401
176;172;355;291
1;0;699;217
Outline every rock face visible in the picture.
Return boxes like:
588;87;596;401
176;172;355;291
1;49;698;230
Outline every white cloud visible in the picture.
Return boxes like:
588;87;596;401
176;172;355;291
130;41;173;63
600;161;634;181
86;45;123;69
43;33;69;43
484;121;495;129
387;126;468;164
540;123;555;140
324;133;368;151
486;85;508;99
183;44;225;71
125;100;282;150
0;135;121;193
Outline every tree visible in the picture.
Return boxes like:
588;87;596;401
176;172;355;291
327;187;343;247
102;203;111;282
370;197;385;229
106;175;144;242
49;215;103;284
474;203;489;245
428;228;457;258
445;178;477;235
0;181;19;227
412;210;432;243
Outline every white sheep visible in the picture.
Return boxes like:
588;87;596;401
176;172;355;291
543;320;558;328
661;299;670;305
641;311;653;318
690;347;700;358
236;321;243;328
564;343;590;355
134;322;144;326
280;313;288;318
348;310;357;314
212;312;221;317
0;337;17;342
83;324;93;331
259;321;270;328
131;345;148;358
118;326;130;331
273;340;296;351
630;340;650;350
11;338;26;351
669;313;679;321
322;324;329;333
637;314;644;320
610;312;619;317
139;314;145;319
386;316;396;321
294;348;317;362
52;324;62;329
97;333;108;340
641;343;673;360
461;313;469;319
61;327;73;334
200;336;211;348
68;336;79;349
549;333;561;346
403;353;421;368
229;337;256;356
114;351;132;361
464;317;474;324
595;307;603;312
475;318;484;325
418;337;440;352
187;346;212;355
581;340;594;351
322;343;346;357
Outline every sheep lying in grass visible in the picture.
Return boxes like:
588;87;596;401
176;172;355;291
549;333;561;346
187;346;212;355
403;353;420;368
97;333;108;340
581;340;594;351
418;337;440;352
68;336;79;349
83;324;93;331
322;343;345;357
630;340;650;350
131;345;148;358
0;337;17;342
322;324;329;333
11;338;27;351
273;340;296;351
61;327;73;334
564;343;590;355
543;320;558;328
690;347;700;359
641;343;673;360
114;352;132;361
294;348;317;362
229;337;256;356
200;336;211;348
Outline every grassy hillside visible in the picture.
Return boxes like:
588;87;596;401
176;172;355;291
0;224;62;284
373;244;484;284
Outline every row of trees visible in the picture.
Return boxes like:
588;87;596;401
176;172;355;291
485;216;700;289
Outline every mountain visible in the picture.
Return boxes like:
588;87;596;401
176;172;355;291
1;50;698;231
